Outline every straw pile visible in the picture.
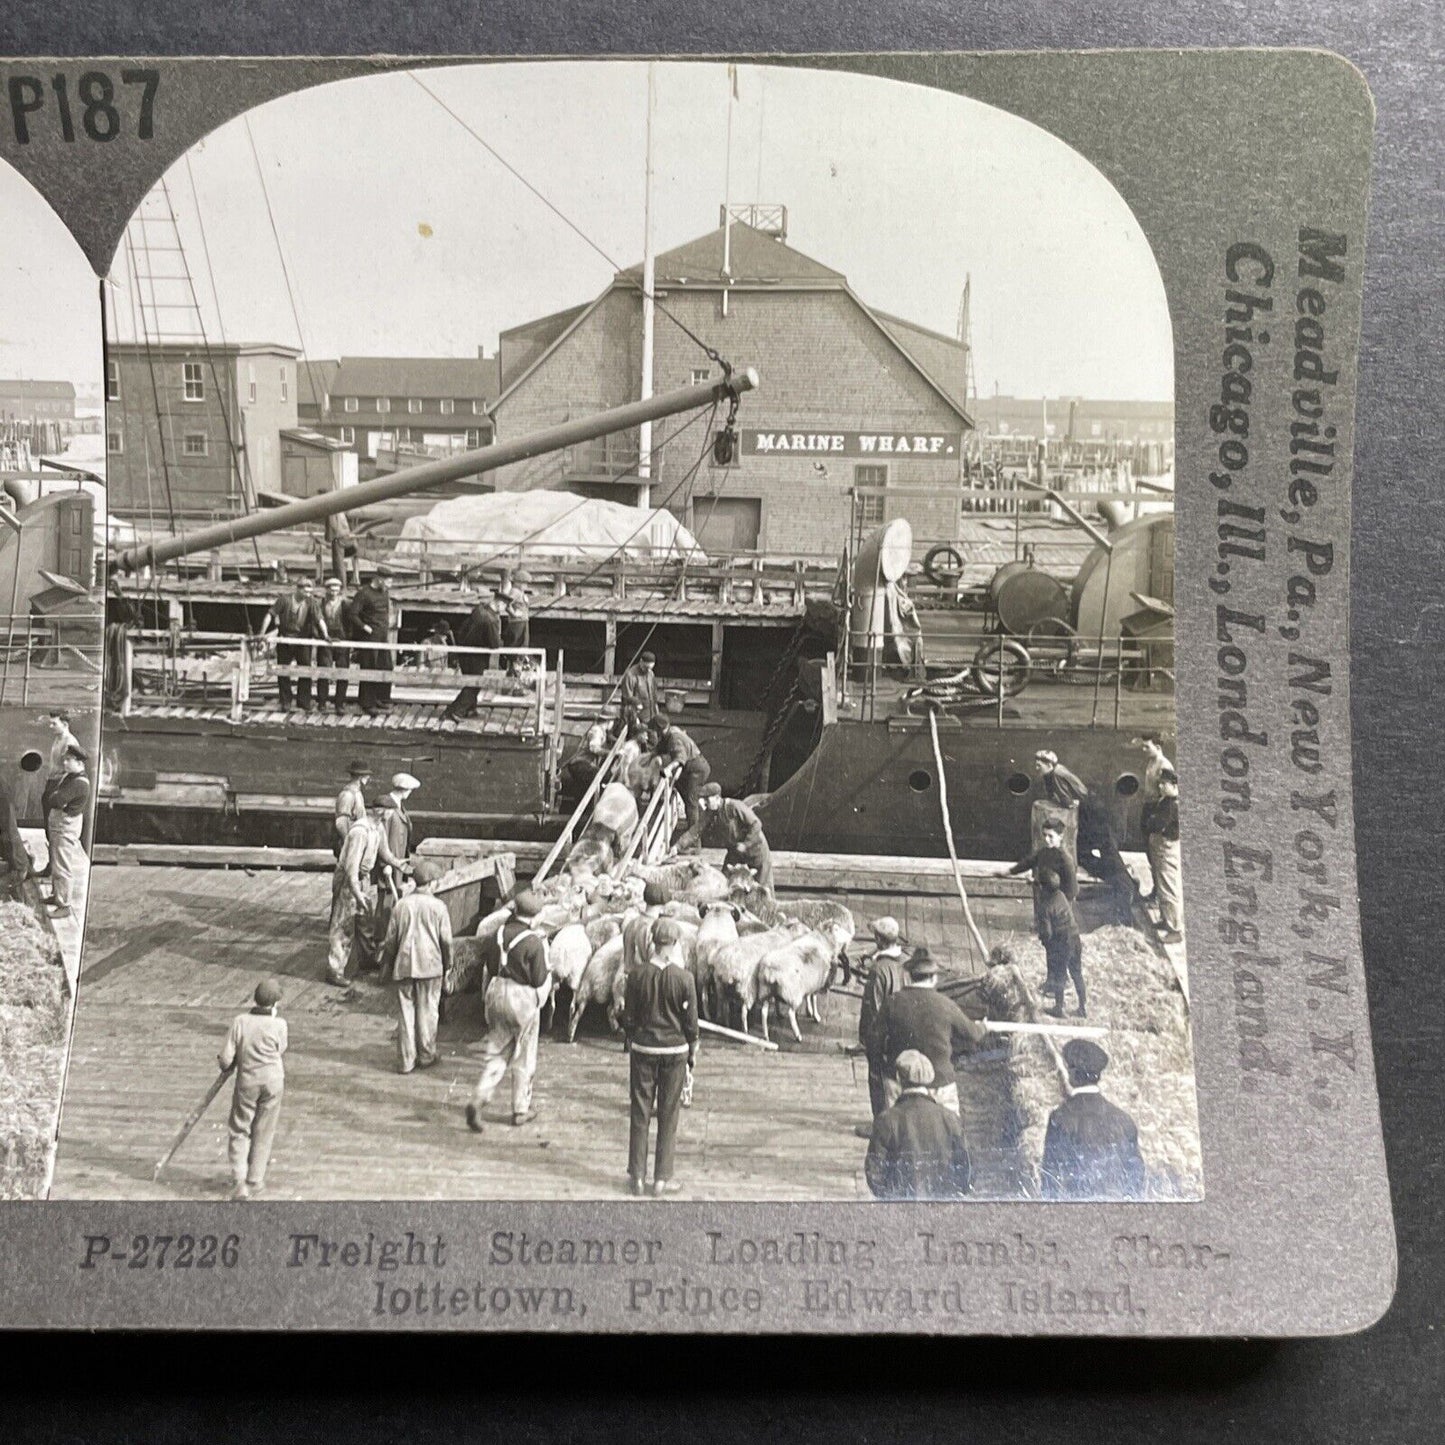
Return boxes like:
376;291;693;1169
982;925;1201;1200
0;900;68;1199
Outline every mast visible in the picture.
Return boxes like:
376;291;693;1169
114;369;759;573
637;61;657;510
721;63;737;317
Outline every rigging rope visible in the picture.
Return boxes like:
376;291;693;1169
925;703;990;968
405;71;734;376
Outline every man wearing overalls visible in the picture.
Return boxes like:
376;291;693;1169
465;888;550;1132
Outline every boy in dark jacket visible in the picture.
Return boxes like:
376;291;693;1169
865;1050;972;1200
1037;867;1086;1017
622;916;699;1197
1004;816;1078;933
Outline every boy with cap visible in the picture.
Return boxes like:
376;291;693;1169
1033;749;1136;926
498;569;531;673
622;916;700;1197
378;869;452;1073
1142;766;1184;943
877;948;988;1116
466;888;550;1131
854;918;909;1137
444;583;502;722
1041;1039;1147;1200
316;576;351;711
1037;866;1087;1017
865;1049;972;1200
218;978;288;1200
699;784;774;892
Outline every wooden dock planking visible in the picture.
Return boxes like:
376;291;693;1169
51;865;1033;1202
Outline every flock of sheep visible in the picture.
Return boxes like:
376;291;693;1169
445;775;858;1048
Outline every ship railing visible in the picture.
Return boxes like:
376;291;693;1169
0;611;103;708
839;626;1175;730
118;628;551;735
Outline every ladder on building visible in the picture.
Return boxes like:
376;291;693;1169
110;178;251;518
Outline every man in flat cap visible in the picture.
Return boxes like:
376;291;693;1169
444;581;502;723
333;760;371;860
865;1049;972;1200
648;718;711;851
316;576;352;713
261;576;327;711
876;948;988;1117
376;773;418;889
350;565;395;715
619;650;660;732
699;783;774;892
1032;749;1136;927
327;808;383;987
377;871;452;1074
855;917;909;1137
218;978;288;1200
1041;1039;1148;1200
466;887;550;1131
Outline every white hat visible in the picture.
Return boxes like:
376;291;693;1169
391;772;421;791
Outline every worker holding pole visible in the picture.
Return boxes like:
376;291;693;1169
217;978;288;1200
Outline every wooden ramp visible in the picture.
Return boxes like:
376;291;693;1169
49;865;1033;1202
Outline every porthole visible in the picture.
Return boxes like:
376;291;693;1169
1006;772;1031;795
1115;773;1141;797
908;769;932;793
19;750;43;773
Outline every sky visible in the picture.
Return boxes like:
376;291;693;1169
4;60;1174;401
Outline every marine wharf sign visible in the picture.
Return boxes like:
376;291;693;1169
743;429;962;458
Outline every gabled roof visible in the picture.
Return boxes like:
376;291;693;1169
619;222;844;288
496;221;972;428
330;356;502;402
296;359;340;409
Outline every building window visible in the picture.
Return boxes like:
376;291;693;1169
465;428;481;448
183;432;209;457
440;398;455;415
343;396;359;413
691;368;711;386
182;362;204;401
280;367;288;402
1090;421;1102;437
376;397;391;413
339;426;355;445
398;427;412;444
471;400;482;415
855;464;888;528
107;429;123;455
106;359;120;402
247;363;257;404
408;398;422;414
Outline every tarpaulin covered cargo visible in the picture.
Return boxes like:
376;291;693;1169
393;490;704;566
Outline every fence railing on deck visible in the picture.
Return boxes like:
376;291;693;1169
119;629;551;735
0;613;103;707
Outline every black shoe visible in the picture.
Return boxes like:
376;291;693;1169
628;1177;645;1197
511;1109;538;1128
465;1104;483;1133
416;1056;439;1070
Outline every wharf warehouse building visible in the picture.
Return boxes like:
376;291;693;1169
103;215;975;552
489;216;973;556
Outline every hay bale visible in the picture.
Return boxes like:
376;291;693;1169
0;900;68;1200
980;928;1202;1201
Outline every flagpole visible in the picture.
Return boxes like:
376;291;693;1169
721;63;736;317
637;60;656;509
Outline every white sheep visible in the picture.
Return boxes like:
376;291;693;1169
710;919;810;1036
757;929;839;1044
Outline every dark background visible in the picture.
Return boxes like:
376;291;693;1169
1;3;1439;1440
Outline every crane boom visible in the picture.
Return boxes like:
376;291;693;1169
113;368;759;573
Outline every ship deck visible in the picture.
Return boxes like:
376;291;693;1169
50;860;1105;1203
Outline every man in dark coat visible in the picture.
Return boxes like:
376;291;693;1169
877;949;988;1116
444;584;502;722
698;783;773;891
1041;1039;1148;1200
853;919;909;1137
349;566;395;715
1034;749;1136;926
261;577;328;711
865;1050;972;1200
619;651;660;732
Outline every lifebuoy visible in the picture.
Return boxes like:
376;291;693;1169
922;544;965;587
971;637;1032;698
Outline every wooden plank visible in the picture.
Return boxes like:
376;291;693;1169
93;844;337;871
